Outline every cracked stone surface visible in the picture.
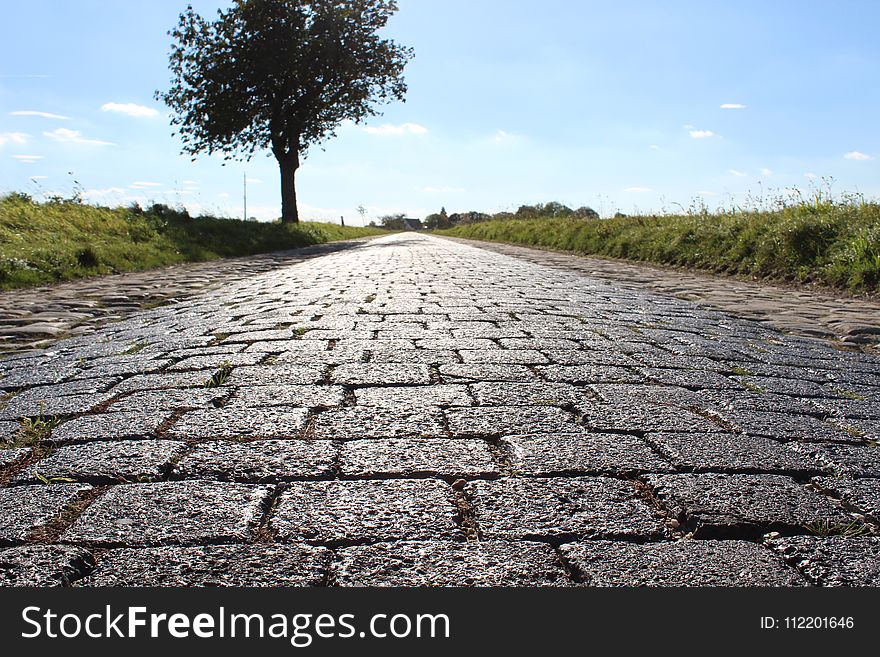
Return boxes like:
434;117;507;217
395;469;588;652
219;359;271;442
0;544;94;586
467;477;664;540
61;481;272;546
562;540;805;586
645;473;853;538
172;439;337;482
769;536;880;586
1;233;879;586
84;544;329;587
271;479;461;544
15;439;187;484
0;484;91;545
334;540;569;586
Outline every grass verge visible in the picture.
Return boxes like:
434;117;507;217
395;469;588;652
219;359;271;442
0;193;386;290
438;197;880;294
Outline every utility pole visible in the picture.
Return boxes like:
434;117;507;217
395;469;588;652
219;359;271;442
243;172;247;222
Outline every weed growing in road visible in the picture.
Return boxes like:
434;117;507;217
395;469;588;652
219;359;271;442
203;361;234;388
804;519;870;537
12;408;60;448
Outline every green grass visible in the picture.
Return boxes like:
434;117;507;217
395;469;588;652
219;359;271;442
439;195;880;294
0;193;386;290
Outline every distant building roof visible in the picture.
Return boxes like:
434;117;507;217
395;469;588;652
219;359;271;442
402;218;423;230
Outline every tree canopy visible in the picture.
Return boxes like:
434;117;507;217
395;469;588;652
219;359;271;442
156;0;413;222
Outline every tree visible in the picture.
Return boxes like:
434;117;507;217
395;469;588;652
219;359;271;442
156;0;413;223
378;212;407;230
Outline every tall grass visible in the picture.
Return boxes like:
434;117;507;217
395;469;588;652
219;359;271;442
0;193;385;290
440;194;880;294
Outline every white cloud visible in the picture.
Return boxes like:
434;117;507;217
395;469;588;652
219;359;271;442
12;154;43;163
844;151;873;161
44;128;114;146
804;172;819;179
649;144;660;150
720;103;747;109
218;192;230;198
696;190;718;196
83;187;127;198
182;180;200;186
246;177;263;184
761;168;773;176
689;129;715;139
129;181;162;189
363;122;428;136
101;102;160;118
10;110;71;120
624;187;653;193
728;169;747;177
30;175;48;180
0;132;29;147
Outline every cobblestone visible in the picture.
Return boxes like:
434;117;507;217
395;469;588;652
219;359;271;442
1;233;879;585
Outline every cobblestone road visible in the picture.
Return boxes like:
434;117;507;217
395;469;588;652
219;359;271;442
1;233;878;587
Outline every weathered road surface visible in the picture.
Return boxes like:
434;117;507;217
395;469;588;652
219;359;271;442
1;233;878;587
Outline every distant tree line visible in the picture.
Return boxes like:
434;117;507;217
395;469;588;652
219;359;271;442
424;202;600;229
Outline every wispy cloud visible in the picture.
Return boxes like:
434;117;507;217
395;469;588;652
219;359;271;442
101;102;160;118
720;103;746;109
624;186;653;193
761;168;773;176
649;144;660;150
83;187;127;199
363;122;428;136
0;132;29;147
12;154;43;163
696;190;718;196
689;129;715;139
129;181;162;189
844;151;873;161
804;172;819;179
10;110;71;120
44;128;114;146
728;169;747;177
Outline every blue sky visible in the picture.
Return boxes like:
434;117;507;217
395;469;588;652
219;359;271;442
1;0;878;223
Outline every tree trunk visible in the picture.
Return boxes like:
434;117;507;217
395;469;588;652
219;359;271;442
278;151;300;223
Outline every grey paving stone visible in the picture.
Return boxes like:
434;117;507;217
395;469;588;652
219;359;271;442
340;438;497;478
108;370;216;394
590;383;702;407
788;443;880;478
313;407;446;439
645;473;852;538
168;352;266;371
354;385;472;408
0;420;21;443
470;382;592;406
230;363;327;386
334;540;569;586
226;384;344;409
643;368;741;390
173;439;336;482
468;477;664;540
370;349;459;365
769;536;880;586
331;363;431;386
0;447;30;469
698;390;823;417
272;479;461;544
537;364;646;385
0;544;94;586
50;411;172;443
577;402;723;434
15;440;187;484
0;484;91;545
646;432;826;475
735;375;837;398
108;388;227;413
459;349;549;365
812;477;880;522
446;405;580;437
61;481;272;547
541;349;639;367
416;338;499;350
505;433;672;476
439;364;537;382
561;540;804;586
84;544;329;587
0;392;111;420
168;406;310;440
716;410;863;444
